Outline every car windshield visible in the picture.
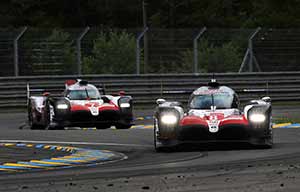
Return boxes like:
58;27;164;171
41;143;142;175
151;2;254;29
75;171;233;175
66;89;100;100
190;93;234;109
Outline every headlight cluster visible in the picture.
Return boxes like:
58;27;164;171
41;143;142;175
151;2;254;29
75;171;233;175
56;103;68;110
160;113;178;125
119;97;132;109
120;103;130;108
249;113;266;123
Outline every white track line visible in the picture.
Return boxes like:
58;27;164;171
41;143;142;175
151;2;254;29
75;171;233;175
0;140;151;147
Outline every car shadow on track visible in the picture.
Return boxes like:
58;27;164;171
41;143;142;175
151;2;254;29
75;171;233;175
160;143;272;153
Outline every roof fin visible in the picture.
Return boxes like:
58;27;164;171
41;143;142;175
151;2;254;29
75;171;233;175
208;78;220;88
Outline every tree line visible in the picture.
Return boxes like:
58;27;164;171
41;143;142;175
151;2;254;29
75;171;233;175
1;0;300;28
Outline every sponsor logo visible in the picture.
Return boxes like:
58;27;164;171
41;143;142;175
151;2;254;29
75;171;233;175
207;116;220;133
89;104;99;116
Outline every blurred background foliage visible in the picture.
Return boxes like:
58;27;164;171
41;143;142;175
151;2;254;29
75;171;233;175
82;31;136;74
181;40;243;73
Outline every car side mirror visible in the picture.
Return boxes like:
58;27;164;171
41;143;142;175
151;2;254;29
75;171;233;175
119;91;125;96
261;96;271;103
43;92;50;97
156;98;166;105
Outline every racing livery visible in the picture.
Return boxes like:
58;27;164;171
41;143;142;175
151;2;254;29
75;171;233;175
154;79;273;151
28;79;133;129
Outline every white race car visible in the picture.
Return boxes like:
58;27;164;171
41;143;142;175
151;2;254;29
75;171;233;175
28;79;133;129
154;79;273;151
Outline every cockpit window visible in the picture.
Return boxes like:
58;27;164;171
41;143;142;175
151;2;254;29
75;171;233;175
66;89;100;100
189;93;235;109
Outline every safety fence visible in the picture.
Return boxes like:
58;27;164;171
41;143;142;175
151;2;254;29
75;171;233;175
0;72;300;109
0;27;259;76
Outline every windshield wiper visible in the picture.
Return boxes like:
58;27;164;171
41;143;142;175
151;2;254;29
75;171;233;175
85;88;90;99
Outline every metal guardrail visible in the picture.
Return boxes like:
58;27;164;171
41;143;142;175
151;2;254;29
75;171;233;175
0;72;300;109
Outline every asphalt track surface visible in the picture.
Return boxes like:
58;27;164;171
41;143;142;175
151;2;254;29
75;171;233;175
0;106;300;191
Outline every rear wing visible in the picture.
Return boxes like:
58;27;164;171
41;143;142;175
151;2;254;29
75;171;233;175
26;84;47;99
243;89;268;93
27;83;63;99
26;84;50;106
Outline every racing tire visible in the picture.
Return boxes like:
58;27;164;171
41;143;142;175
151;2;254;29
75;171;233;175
253;135;273;149
257;138;273;149
154;137;170;152
47;125;64;130
258;128;274;149
28;101;43;130
255;143;272;149
44;101;64;130
115;124;132;129
96;124;111;129
155;146;172;152
28;113;43;130
154;136;174;152
154;123;175;152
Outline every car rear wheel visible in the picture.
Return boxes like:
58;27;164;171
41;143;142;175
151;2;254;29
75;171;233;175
28;113;43;130
28;101;43;130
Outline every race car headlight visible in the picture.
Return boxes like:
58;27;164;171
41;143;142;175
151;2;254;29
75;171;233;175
120;103;130;108
249;113;266;123
56;103;68;110
118;96;132;110
160;114;178;125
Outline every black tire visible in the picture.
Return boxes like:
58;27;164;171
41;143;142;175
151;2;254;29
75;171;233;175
96;124;111;129
28;101;43;130
47;125;64;130
255;143;272;149
154;122;173;152
253;136;273;149
259;127;273;149
259;138;273;149
154;137;173;152
115;124;132;129
154;136;168;152
44;100;64;130
28;114;42;130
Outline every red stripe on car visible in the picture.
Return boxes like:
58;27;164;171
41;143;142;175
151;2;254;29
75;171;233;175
71;105;88;111
180;116;208;126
